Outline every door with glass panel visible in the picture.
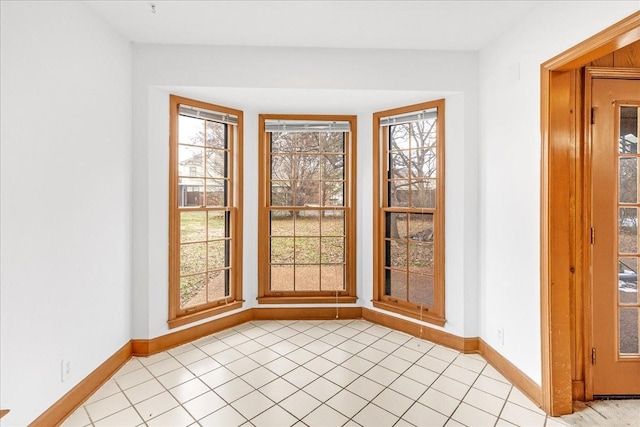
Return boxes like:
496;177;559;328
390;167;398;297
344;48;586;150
591;74;640;395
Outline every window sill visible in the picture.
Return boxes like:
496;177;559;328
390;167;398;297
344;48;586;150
258;296;357;305
168;300;243;329
372;300;445;327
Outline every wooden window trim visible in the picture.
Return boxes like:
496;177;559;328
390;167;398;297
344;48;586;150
373;100;446;326
258;114;357;303
168;95;243;328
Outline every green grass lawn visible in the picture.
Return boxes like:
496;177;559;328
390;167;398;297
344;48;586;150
178;212;348;305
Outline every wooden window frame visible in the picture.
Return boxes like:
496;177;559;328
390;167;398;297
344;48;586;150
168;95;243;328
373;100;446;326
258;114;357;304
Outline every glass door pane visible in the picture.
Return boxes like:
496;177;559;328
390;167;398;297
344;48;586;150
617;105;640;358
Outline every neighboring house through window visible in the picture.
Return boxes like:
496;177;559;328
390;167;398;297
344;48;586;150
168;95;243;328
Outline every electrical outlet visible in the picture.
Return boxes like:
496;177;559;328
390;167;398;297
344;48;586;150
61;359;71;382
497;328;504;346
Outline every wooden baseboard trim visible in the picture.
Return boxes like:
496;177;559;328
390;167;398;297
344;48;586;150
29;341;132;427
362;308;479;353
253;306;362;321
479;339;543;408
132;309;253;356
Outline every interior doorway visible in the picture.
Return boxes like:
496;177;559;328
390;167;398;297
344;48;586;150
541;12;640;416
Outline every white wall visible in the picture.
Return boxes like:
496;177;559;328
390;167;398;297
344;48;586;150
131;45;481;341
0;2;132;425
478;1;639;384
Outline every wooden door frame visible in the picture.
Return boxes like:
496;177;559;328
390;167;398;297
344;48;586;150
541;11;640;416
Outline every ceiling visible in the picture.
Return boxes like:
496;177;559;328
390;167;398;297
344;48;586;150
85;1;541;51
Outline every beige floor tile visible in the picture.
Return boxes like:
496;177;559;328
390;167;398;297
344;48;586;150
84;379;121;405
226;356;260;376
473;374;512;399
302;376;342;402
214;377;253;403
199;366;236;389
93;407;143;427
324;365;360;387
499;401;546;427
122;378;165;405
463;387;506;416
167;343;196;356
508;387;545;414
442;363;480;386
231;390;275;420
482;363;510;384
326;389;368;418
263;356;298;376
182;390;226;420
402;402;449;427
146;406;194;427
427;345;459;363
251;405;298;427
279;390;322;419
156;366;196;389
403;337;435;353
419;387;460;417
84;392;130;422
184;356;221;376
136;351;171;366
288;332;316;347
416;353;450;374
372;388;414;417
392;345;423;363
168;378;209;404
173;347;208;366
404;364;440;387
452;353;487;373
198;405;247;427
378;354;412;374
282;366;318;388
389;375;429;400
340;355;374;375
286;347;316;365
353;403;399;427
135;391;179;421
358;346;388;364
352;332;379;346
302;404;349;427
322;347;353;364
371;338;401;354
431;375;471;400
451;402;498;427
363;364;399;387
145;357;182;377
114;367;154;390
346;376;386;401
337;338;367;354
240;366;278;389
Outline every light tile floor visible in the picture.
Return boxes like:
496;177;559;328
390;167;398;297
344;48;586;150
61;320;576;426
